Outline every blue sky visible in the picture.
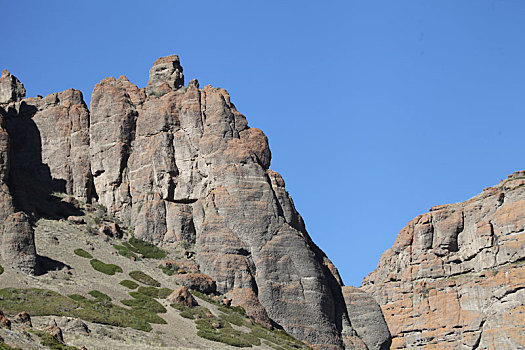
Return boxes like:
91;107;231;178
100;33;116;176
2;1;524;286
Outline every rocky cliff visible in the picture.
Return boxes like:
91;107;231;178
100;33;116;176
362;171;525;349
0;57;391;350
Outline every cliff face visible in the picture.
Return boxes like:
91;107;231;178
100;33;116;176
0;57;391;350
88;55;350;349
362;171;525;349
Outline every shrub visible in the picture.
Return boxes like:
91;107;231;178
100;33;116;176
88;290;112;301
73;248;92;259
113;244;140;260
137;286;172;299
0;264;4;275
34;330;77;350
127;238;166;259
191;290;220;305
171;304;213;320
0;341;22;350
121;292;167;314
129;270;160;287
159;264;178;276
90;259;123;275
68;294;88;302
119;280;139;290
0;288;165;333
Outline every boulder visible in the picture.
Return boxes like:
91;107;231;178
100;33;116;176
99;222;122;238
44;320;64;343
0;314;11;330
67;216;85;224
58;318;90;335
167;286;198;307
15;311;32;327
175;273;216;294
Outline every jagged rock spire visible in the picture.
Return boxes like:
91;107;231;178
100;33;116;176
0;70;26;104
146;55;184;97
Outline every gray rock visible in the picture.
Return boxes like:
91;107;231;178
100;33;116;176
58;318;90;335
146;55;184;97
342;286;391;350
1;212;37;274
0;70;25;104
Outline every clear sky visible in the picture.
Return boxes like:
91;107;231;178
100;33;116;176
2;1;524;287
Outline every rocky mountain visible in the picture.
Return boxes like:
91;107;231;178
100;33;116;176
0;57;391;350
362;171;525;349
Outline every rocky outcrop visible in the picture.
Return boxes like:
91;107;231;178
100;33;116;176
362;171;525;349
0;75;39;275
342;286;391;350
175;273;217;294
86;56;357;349
168;286;198;307
1;212;37;274
0;56;390;349
0;70;25;104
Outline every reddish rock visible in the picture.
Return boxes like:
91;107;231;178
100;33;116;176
167;286;198;307
44;321;64;343
362;171;525;349
0;315;11;329
175;273;216;294
99;222;122;238
15;311;32;327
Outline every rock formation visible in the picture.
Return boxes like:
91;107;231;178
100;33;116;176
0;56;392;349
0;71;38;275
342;287;391;350
362;171;525;349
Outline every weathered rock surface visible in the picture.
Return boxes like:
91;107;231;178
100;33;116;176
362;170;525;349
168;286;198;307
1;212;37;274
175;273;217;294
342;286;391;350
15;311;32;327
0;57;391;349
86;56;356;349
0;70;25;104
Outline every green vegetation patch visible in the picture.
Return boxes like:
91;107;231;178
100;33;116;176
68;294;88;302
0;341;22;350
88;290;111;301
159;264;178;276
119;280;139;290
129;270;160;287
126;238;166;259
137;286;172;299
0;288;166;332
170;294;310;349
171;303;213;320
0;264;4;275
34;330;78;350
90;259;123;275
113;244;140;260
73;248;93;259
121;292;167;314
